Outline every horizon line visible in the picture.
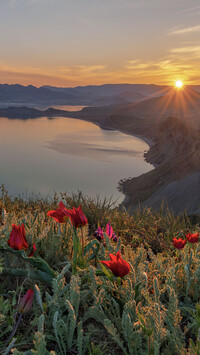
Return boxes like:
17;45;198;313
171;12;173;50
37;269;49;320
1;82;200;89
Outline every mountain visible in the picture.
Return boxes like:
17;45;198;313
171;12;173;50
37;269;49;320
92;91;147;106
1;83;200;107
1;82;199;108
0;84;82;105
0;83;171;106
42;83;169;96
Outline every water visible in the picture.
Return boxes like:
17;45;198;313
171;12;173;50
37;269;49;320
0;107;152;203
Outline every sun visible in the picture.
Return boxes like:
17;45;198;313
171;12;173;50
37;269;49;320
175;80;183;88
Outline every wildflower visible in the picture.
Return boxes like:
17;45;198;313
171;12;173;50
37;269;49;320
173;237;186;249
7;224;28;250
186;233;199;244
106;222;118;242
67;205;88;228
94;226;104;242
47;201;71;223
28;243;36;257
47;202;87;228
18;289;34;314
100;251;130;277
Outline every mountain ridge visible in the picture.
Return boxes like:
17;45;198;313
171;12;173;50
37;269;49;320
1;83;200;107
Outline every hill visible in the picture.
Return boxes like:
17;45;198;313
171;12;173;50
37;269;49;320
63;87;200;214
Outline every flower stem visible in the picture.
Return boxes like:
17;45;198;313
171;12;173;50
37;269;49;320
148;336;151;355
81;227;84;256
4;313;22;349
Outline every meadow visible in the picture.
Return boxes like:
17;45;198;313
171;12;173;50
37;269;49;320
0;186;200;355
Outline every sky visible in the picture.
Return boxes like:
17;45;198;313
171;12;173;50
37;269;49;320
0;0;200;87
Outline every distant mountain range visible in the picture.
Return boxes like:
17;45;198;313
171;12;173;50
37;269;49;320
1;83;199;107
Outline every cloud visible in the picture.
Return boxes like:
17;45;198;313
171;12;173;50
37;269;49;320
169;25;200;35
58;65;106;75
176;5;200;14
0;48;200;87
0;63;108;87
170;46;200;54
125;58;191;74
122;56;197;85
125;61;154;70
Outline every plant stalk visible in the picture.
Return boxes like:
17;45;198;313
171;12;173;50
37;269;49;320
4;313;22;349
148;335;151;355
81;227;84;256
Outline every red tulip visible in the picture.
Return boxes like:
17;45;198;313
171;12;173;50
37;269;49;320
47;201;71;223
186;233;199;244
7;224;28;250
100;251;130;277
173;237;186;249
28;243;36;257
48;202;87;228
18;289;34;314
67;206;88;228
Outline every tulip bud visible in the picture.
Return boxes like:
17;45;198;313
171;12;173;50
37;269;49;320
7;224;28;250
18;289;34;314
68;206;88;228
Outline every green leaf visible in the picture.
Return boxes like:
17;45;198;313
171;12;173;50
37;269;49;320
34;284;44;313
1;268;54;285
98;261;113;282
0;247;55;277
83;240;100;260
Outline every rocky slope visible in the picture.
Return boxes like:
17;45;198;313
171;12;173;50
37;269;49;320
71;87;200;214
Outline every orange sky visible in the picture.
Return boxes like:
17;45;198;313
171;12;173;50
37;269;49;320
1;0;200;87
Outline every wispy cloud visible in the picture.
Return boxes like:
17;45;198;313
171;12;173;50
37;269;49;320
0;63;108;87
170;46;200;54
125;60;154;70
169;25;200;35
58;65;106;75
123;57;196;84
176;5;200;14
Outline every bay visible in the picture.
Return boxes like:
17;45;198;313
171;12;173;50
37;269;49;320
0;107;152;203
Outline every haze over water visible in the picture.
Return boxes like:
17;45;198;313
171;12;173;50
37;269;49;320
0;107;152;202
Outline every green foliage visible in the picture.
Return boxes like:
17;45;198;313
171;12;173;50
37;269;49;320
49;273;89;355
0;296;15;349
0;188;200;354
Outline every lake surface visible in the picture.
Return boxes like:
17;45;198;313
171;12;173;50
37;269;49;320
0;108;152;203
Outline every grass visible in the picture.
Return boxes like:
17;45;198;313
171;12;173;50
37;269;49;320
0;186;200;354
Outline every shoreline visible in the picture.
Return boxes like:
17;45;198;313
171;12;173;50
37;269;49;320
77;118;156;167
0;103;199;213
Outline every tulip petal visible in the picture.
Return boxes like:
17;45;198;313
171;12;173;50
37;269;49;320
100;252;130;278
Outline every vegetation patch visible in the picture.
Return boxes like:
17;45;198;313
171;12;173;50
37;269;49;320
0;187;200;354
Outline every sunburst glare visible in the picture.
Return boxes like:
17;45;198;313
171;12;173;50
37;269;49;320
175;80;183;88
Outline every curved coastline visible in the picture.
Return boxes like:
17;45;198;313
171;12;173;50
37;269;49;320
0;101;199;214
